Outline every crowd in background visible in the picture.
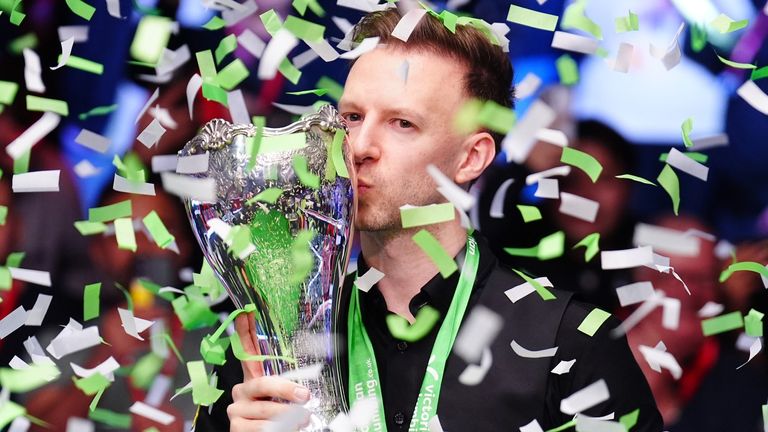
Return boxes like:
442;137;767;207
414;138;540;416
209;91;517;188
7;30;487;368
0;0;766;430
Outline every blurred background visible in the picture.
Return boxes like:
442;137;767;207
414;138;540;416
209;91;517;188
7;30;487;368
0;0;766;430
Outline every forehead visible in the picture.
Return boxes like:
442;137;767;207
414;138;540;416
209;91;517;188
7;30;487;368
340;46;468;115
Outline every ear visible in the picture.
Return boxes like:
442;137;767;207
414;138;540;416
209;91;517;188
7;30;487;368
454;131;496;185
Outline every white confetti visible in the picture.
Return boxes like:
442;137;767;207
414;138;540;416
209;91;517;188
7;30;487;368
113;174;156;196
551;359;576;375
58;25;89;43
237;29;265;58
74;160;101;178
152;154;178;173
391;8;428;42
66;417;94;432
149;105;178;130
662;296;681;330
273;102;316;115
23;48;45;93
515;72;542;100
24;294;52;326
336;0;383;13
607;42;633;73
697;301;725;318
615;281;655;307
9;267;51;286
162;172;217;202
505;276;554;303
0;306;28;339
129;401;176;426
503;99;556;163
526;166;571;185
71;356;121;381
427;164;475;210
75;128;111;153
145;374;173;406
535;128;569;147
690;133;729;150
611;291;665;337
600;246;654;270
136;118;167;148
135;87;159;124
737;78;768;115
306;39;340;62
638;344;682;379
105;0;122;18
575;416;625;432
50;36;75;70
428;416;444;432
8;417;30;432
186;73;203;120
534;178;559;199
489;178;515;218
510;340;558;358
155;44;190;77
649;22;685;71
12;170;60;193
339;37;380;60
551;31;599;55
454;305;503;364
560;379;610;415
354;267;385;293
559;192;599;223
221;0;258;26
259;29;299;81
264;404;310;432
633;222;701;257
176;153;210;174
666;147;709;181
6;112;61;160
736;337;762;369
47;321;102;359
118;308;154;340
458;347;492;386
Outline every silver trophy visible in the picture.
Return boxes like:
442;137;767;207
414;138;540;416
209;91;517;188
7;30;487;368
180;105;356;429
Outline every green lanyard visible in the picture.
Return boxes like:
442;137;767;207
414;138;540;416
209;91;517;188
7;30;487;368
347;235;480;431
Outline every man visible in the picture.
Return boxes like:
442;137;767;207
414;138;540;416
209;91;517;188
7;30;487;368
195;7;662;432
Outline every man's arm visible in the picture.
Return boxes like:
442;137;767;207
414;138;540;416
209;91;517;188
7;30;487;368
547;301;664;431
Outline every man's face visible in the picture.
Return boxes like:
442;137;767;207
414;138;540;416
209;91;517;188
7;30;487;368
338;46;470;232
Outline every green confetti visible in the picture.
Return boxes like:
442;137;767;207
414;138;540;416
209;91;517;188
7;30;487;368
506;4;559;31
701;311;743;336
751;66;768;81
400;203;455;228
763;404;768;432
517;205;542;222
439;9;458;33
65;0;95;20
562;0;602;39
0;363;60;392
412;229;459;278
504;231;565;261
710;13;748;34
114;217;137;252
216;59;249;90
89;408;131;429
691;23;708;53
246;188;284;205
57;54;104;74
615;10;639;33
130;352;163;389
573;232;600;262
26;95;68;116
74;220;108;235
290;230;316;284
130;15;172;64
719;261;768;283
616;174;657;186
260;10;283;37
0;267;11;291
657;164;680;215
477;100;517;134
3;0;25;25
201;304;254;365
113;153;146;182
229;332;296;363
286;88;328;96
331;128;349;178
172;291;219;330
292;155;320;189
386;306;440;342
214;34;237;65
142;211;175;249
0;81;19;105
6;252;25;268
619;408;640;430
196;49;218;82
83;282;101;321
744;309;764;337
284;15;325;41
292;0;324;16
89;200;132;222
512;268;556;301
187;361;224;406
556;54;579;86
8;33;37;54
578;307;611;336
453;98;484;135
79;104;117;120
246;116;265;170
316;76;344;101
74;372;110;396
561;146;602;182
659;151;708;164
201;82;228;107
0;401;25;430
202;15;226;30
13;149;29;174
278;58;302;85
716;54;757;70
681;117;694;148
0;206;7;226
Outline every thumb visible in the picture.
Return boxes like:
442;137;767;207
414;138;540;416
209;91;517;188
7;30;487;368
234;312;265;380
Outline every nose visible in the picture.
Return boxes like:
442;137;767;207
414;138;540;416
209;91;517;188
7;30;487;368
351;118;381;168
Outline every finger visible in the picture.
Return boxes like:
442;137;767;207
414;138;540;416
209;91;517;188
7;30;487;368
234;312;264;380
239;376;311;403
227;400;295;421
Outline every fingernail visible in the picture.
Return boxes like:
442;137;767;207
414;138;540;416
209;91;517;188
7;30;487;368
294;386;310;401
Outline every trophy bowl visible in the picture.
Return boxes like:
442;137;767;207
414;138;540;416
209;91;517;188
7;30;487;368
180;105;356;429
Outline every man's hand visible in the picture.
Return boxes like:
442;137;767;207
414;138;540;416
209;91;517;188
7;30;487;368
228;313;311;432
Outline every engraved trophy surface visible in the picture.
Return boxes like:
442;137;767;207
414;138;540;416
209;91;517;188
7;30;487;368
181;105;356;429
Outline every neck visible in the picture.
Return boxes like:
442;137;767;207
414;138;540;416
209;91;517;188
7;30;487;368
360;221;467;323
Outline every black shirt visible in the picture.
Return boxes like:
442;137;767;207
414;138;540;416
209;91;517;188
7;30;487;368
195;234;663;431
